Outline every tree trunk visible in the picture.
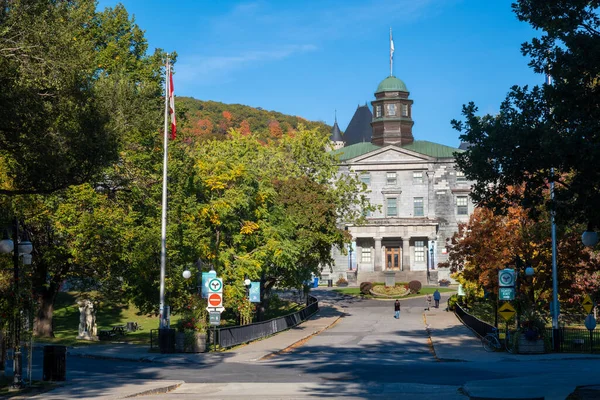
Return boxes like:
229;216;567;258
34;291;56;338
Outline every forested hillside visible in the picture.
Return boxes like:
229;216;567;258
177;97;332;140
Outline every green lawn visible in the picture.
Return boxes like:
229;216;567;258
333;286;455;299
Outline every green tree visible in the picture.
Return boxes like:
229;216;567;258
452;0;600;227
0;0;170;336
141;127;372;323
0;0;119;195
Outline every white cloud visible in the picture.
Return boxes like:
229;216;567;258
177;0;459;84
176;44;317;85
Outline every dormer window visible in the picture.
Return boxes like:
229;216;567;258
401;104;409;117
375;105;382;118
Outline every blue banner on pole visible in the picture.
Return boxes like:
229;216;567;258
201;270;217;299
249;281;261;303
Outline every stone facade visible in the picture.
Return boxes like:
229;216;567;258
325;75;474;286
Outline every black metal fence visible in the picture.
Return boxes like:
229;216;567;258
150;295;319;351
454;303;495;338
454;304;600;354
544;327;600;353
216;295;319;348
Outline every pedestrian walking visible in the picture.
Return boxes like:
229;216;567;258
394;299;401;319
425;294;432;311
433;289;441;308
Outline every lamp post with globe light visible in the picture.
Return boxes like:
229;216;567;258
0;218;33;390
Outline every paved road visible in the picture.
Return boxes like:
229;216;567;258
13;289;600;399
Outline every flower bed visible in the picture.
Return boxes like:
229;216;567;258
370;285;410;297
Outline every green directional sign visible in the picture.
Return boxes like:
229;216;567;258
499;287;515;301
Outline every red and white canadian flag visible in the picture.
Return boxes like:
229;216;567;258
168;65;176;139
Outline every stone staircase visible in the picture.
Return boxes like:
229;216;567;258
356;270;439;286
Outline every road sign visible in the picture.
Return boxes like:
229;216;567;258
208;278;223;293
209;311;221;326
499;287;515;301
582;294;594;314
585;314;597;331
498;302;516;321
201;270;217;298
205;306;225;313
499;269;515;287
208;292;222;308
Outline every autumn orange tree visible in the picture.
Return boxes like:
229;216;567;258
447;186;600;312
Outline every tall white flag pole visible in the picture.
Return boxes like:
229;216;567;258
159;55;170;329
390;27;394;77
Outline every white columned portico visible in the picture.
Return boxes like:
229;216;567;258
402;237;410;271
374;237;382;271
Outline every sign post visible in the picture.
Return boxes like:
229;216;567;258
585;314;596;354
498;302;516;321
205;277;225;313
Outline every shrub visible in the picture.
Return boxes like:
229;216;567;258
336;278;348;286
408;280;422;294
438;279;451;286
447;294;458;311
359;282;373;295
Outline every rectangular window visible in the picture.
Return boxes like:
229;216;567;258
456;171;466;182
413;197;424;216
402;104;409;117
361;248;372;263
457;196;468;215
359;172;370;185
387;197;397;217
413;171;423;184
375;105;382;118
386;171;397;185
415;241;425;262
386;103;396;116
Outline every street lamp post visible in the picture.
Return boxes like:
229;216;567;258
514;256;534;330
0;218;33;390
244;275;251;298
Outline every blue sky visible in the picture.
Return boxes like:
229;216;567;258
99;0;542;147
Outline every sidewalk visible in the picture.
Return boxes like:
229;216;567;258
425;302;600;399
425;303;600;363
67;304;343;365
25;303;342;399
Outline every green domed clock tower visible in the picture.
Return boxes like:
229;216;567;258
370;75;414;146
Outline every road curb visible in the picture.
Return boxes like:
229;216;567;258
123;381;184;398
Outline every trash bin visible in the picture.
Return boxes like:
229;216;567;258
158;328;176;354
43;345;66;381
328;279;333;287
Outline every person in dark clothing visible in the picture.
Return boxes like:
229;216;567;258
433;289;441;308
394;299;401;318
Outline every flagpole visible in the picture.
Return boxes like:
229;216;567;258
389;27;393;77
159;55;170;329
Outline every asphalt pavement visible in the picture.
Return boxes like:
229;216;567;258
6;287;600;399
